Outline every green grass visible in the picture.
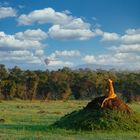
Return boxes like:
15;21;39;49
0;100;140;140
53;108;140;131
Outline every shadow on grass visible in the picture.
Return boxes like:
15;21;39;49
0;124;49;132
0;123;81;136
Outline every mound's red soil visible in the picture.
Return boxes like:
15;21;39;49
85;96;131;113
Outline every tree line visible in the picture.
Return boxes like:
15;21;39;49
0;64;140;102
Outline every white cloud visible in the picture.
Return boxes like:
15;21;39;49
35;49;44;56
48;60;73;67
62;10;71;14
48;24;94;40
0;30;47;66
18;7;94;40
83;55;96;64
95;29;120;41
0;30;81;68
62;18;91;29
0;50;41;64
0;50;32;58
45;50;80;67
95;28;140;44
121;28;140;44
0;31;45;50
18;7;72;25
125;28;140;35
48;50;80;59
82;52;140;69
110;44;140;53
0;6;17;19
102;32;120;41
55;50;80;57
9;50;32;56
96;53;132;64
83;39;140;70
47;16;94;40
15;29;47;41
93;28;140;69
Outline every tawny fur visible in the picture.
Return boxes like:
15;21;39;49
101;79;117;108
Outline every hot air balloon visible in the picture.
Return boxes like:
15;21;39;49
44;58;58;66
44;58;50;65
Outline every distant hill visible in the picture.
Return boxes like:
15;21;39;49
74;64;119;70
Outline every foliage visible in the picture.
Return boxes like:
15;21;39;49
0;65;140;101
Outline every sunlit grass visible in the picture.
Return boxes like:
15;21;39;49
0;100;139;140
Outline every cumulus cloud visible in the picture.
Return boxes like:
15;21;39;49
47;16;94;40
95;29;120;41
0;30;47;66
95;28;140;44
82;28;140;70
62;10;71;14
102;32;120;41
48;60;73;67
54;50;80;57
48;24;94;40
121;28;140;44
125;28;140;35
0;6;17;19
0;31;45;50
45;50;80;67
48;50;80;59
0;50;41;64
83;54;120;65
17;7;72;25
95;53;132;65
82;52;140;68
35;49;44;56
0;29;80;68
73;27;140;69
110;44;140;53
62;18;91;29
15;29;47;41
0;30;78;68
2;6;140;69
83;55;96;64
17;7;94;40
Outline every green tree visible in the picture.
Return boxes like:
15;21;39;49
0;64;8;80
25;71;39;100
1;80;16;99
48;71;71;100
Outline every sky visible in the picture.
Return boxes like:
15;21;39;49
0;0;140;70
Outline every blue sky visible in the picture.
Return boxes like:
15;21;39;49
0;0;140;70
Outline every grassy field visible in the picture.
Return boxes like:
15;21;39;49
0;100;139;140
